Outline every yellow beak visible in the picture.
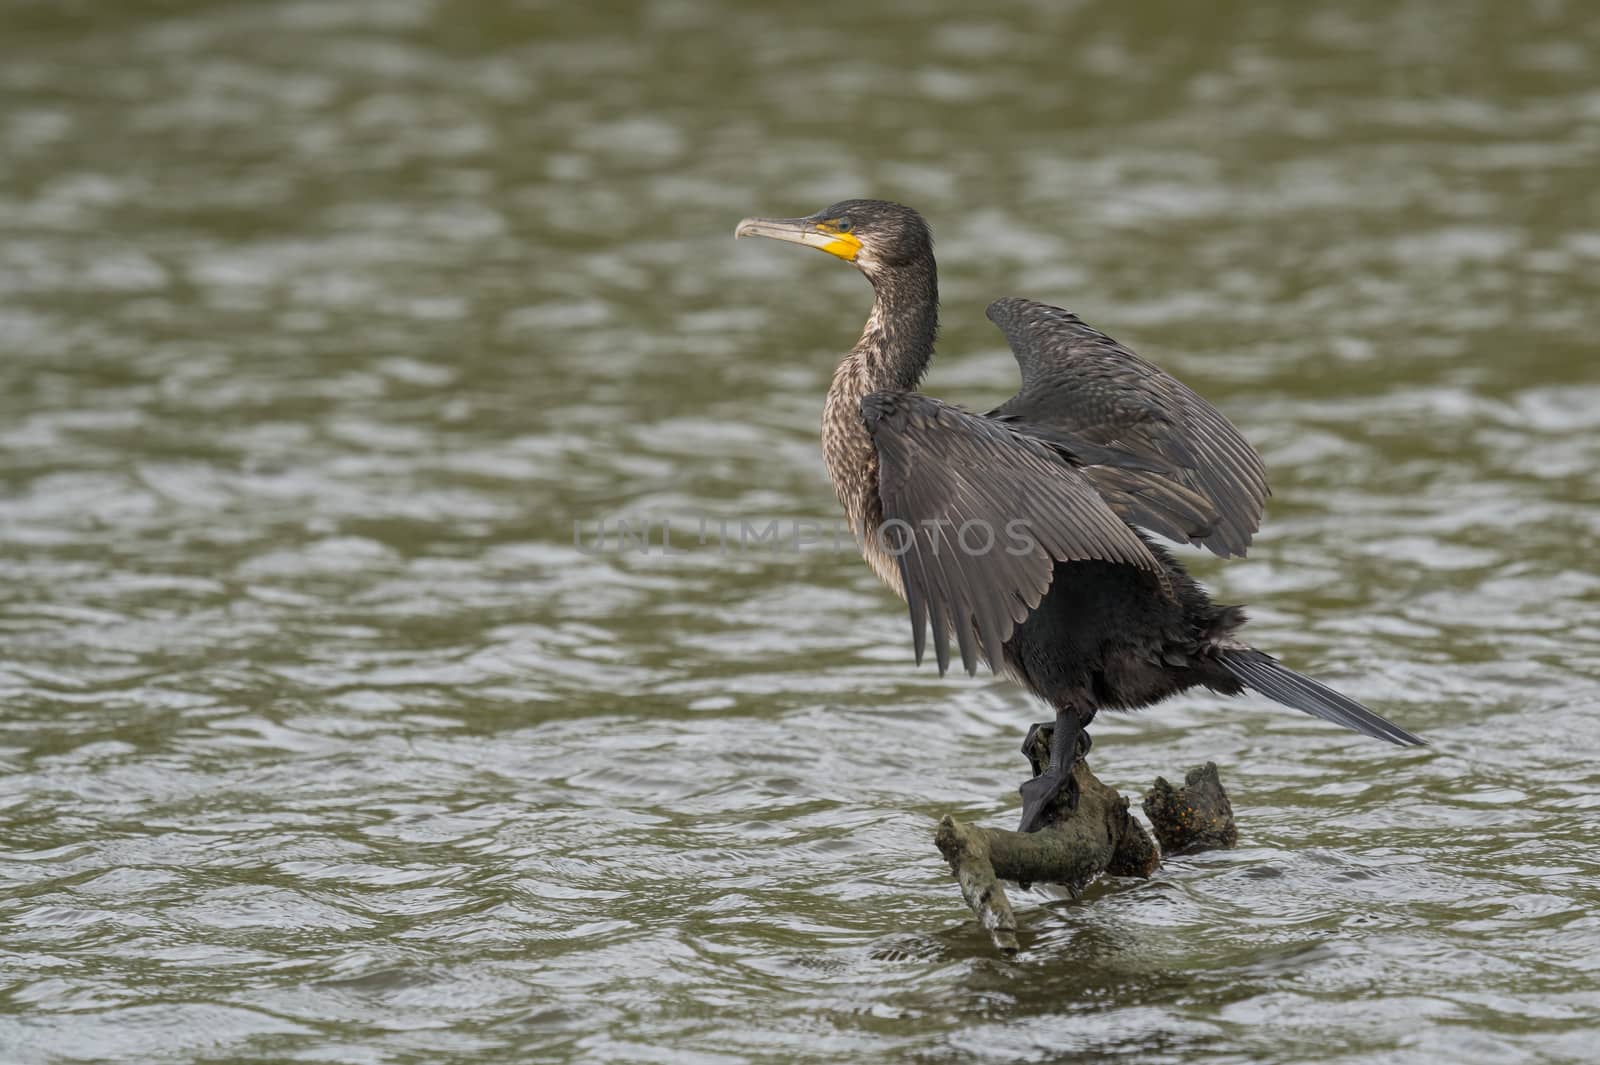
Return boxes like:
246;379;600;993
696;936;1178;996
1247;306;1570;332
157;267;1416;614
734;216;863;262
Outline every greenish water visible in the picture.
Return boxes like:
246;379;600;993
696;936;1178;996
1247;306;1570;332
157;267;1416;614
2;1;1598;1062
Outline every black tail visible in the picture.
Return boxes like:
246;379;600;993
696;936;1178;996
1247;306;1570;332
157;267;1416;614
1218;649;1425;746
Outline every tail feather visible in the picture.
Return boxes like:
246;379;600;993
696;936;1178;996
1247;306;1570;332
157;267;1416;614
1219;649;1425;747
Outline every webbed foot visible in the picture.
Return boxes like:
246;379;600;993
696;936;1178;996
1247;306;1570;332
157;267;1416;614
1016;706;1086;833
1020;720;1053;777
1021;722;1089;775
1017;766;1081;833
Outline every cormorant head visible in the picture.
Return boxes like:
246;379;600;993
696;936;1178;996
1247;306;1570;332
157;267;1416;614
735;199;933;280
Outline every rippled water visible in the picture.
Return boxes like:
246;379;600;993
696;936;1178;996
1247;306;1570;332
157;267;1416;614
2;1;1598;1062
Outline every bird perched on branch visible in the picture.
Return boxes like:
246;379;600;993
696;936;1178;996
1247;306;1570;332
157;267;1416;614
735;199;1422;832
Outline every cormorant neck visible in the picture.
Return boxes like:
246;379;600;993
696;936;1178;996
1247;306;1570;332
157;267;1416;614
853;254;938;392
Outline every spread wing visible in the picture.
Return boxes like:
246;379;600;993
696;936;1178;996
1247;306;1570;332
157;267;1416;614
985;297;1269;558
861;391;1166;677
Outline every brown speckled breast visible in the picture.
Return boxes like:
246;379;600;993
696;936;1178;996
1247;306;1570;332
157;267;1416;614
822;351;905;599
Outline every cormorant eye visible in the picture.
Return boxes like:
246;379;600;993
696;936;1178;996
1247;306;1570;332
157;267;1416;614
836;218;852;232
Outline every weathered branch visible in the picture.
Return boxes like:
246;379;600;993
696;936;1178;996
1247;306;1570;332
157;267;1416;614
934;735;1234;952
933;815;1019;952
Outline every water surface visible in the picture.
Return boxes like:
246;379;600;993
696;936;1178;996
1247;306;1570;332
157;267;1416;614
2;1;1598;1062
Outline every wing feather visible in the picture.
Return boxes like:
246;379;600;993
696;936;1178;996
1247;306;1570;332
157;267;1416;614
862;390;1166;676
985;297;1269;557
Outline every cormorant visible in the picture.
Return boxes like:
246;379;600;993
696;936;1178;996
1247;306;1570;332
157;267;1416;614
735;199;1423;832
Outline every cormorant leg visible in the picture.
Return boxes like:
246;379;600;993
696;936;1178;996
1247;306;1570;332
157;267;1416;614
1017;706;1082;833
1020;720;1053;778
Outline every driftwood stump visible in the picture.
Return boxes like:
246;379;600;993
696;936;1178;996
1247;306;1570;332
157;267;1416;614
1142;762;1237;853
934;730;1236;953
